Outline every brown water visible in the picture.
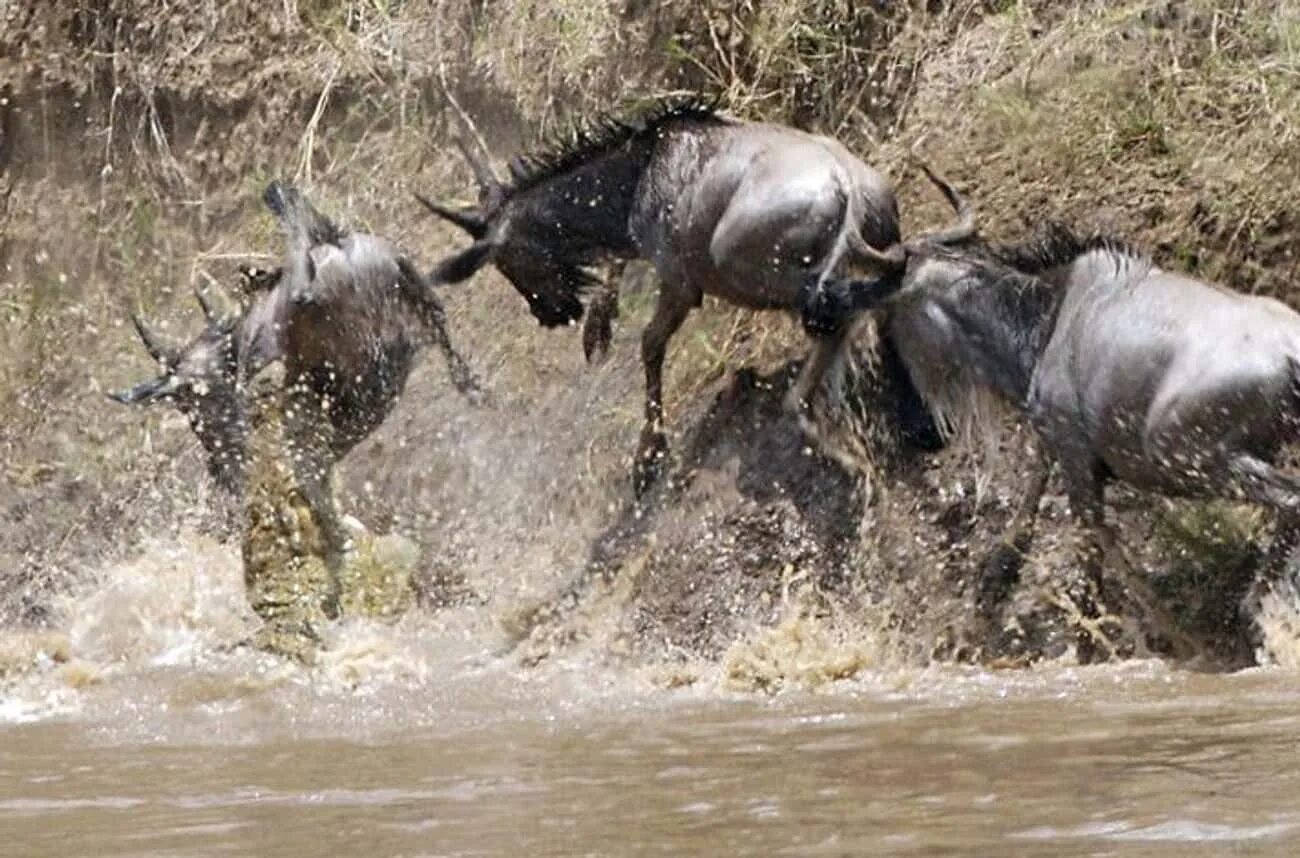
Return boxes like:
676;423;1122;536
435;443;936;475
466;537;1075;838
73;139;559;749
4;537;1300;857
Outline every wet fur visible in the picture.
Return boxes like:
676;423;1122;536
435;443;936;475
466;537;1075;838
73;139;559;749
114;183;479;496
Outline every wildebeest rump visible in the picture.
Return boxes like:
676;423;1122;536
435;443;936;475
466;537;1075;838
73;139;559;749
112;184;479;505
833;175;1300;656
421;95;905;495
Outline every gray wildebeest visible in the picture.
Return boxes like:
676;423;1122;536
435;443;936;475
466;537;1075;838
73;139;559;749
814;170;1300;659
419;95;904;496
113;183;479;607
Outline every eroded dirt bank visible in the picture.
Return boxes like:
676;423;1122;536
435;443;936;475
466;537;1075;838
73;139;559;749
4;0;1300;693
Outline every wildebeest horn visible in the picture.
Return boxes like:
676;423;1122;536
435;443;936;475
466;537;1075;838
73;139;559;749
435;69;503;200
848;233;907;273
453;132;503;205
912;162;975;246
430;239;495;285
131;314;179;366
107;374;180;405
847;163;976;274
414;193;488;239
194;284;220;323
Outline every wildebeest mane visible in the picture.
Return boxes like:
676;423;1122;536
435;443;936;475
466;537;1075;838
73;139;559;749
986;221;1147;278
503;94;727;197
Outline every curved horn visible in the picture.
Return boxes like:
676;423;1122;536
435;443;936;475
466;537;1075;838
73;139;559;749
430;239;495;285
912;162;975;246
131;314;179;366
415;193;488;239
107;374;180;405
453;132;503;207
194;284;220;323
436;63;504;210
847;232;907;274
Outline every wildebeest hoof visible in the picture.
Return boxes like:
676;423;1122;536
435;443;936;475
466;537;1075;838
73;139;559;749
247;360;287;400
321;586;343;620
1074;631;1105;666
341;514;369;538
452;368;489;407
976;540;1026;617
633;431;670;499
582;291;618;365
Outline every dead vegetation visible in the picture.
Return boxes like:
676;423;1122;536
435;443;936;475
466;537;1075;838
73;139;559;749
3;0;1300;678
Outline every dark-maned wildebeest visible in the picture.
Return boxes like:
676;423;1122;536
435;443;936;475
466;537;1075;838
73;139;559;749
419;95;906;496
820;172;1300;658
112;184;480;608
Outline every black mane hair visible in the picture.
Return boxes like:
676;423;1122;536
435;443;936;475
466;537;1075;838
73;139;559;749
503;94;727;197
986;221;1148;276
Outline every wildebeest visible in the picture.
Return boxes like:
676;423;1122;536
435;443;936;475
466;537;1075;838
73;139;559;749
420;95;904;495
113;183;480;603
819;172;1300;656
110;285;252;495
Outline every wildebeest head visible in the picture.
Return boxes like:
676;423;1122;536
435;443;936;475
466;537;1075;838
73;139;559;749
416;131;594;326
109;286;248;493
420;98;723;327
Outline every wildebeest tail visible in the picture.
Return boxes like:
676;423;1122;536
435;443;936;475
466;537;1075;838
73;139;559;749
263;181;345;247
801;170;903;335
838;168;903;278
396;257;482;399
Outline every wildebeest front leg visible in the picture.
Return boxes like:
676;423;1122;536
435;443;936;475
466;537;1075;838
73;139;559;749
635;284;696;498
284;383;348;617
1060;462;1113;663
396;260;482;400
583;260;625;364
977;455;1052;623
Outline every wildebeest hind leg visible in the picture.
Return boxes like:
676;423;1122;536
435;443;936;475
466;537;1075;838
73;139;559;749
1063;462;1199;661
784;324;850;433
635;285;695;498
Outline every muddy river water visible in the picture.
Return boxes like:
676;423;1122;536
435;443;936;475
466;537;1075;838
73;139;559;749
5;655;1300;855
2;544;1300;856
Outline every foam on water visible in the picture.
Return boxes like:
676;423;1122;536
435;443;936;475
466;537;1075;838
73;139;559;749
1254;580;1300;668
0;529;517;733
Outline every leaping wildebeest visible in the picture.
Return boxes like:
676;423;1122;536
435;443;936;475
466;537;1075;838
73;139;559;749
420;95;907;496
113;183;480;604
812;171;1300;656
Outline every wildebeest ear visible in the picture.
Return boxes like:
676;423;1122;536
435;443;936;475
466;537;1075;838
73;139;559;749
430;240;494;284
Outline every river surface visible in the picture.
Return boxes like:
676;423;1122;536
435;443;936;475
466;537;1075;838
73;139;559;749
4;656;1300;856
3;540;1300;856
